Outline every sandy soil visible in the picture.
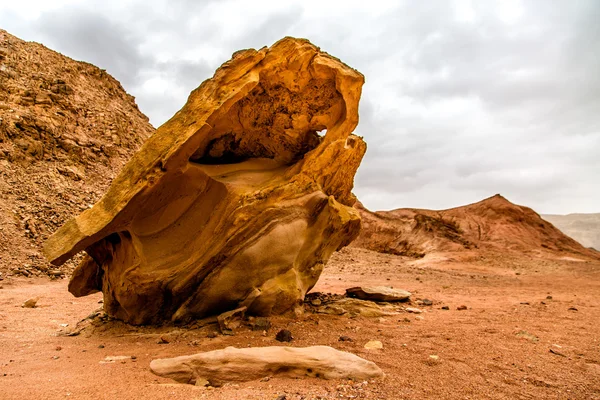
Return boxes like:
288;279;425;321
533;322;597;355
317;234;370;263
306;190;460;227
1;247;599;399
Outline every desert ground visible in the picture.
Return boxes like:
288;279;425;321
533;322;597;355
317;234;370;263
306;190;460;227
1;247;599;400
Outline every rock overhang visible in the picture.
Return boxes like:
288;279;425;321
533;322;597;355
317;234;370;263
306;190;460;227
44;37;367;324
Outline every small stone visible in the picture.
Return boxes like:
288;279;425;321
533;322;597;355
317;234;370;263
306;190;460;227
429;355;439;360
206;332;218;339
310;299;322;306
421;299;433;306
441;306;449;310
156;337;169;344
568;307;578;312
549;348;566;357
346;286;411;302
101;355;131;363
98;344;105;349
516;330;539;342
456;305;468;311
338;336;353;342
546;295;553;300
22;297;39;308
276;396;287;400
405;307;422;314
55;346;62;351
217;306;246;335
415;316;424;321
364;340;383;350
249;317;271;332
275;329;293;342
195;378;210;387
52;356;60;360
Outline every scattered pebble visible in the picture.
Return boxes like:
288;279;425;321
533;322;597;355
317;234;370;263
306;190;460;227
549;348;566;357
364;340;383;350
195;378;210;387
156;336;170;344
456;305;468;311
275;329;293;342
338;336;353;342
206;332;218;339
421;299;433;306
406;307;422;314
441;306;449;310
546;295;553;300
55;346;62;351
100;355;132;364
568;307;578;312
98;344;105;349
21;297;39;308
516;330;539;343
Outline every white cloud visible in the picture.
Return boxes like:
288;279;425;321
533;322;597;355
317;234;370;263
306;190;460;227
1;0;598;214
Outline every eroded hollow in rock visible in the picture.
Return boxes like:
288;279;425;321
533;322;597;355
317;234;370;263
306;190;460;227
189;78;340;165
44;37;367;325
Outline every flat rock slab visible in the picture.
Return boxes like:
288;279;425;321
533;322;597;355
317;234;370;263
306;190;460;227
346;286;411;302
150;346;384;386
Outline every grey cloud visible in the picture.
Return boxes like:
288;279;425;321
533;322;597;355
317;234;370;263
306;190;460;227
34;8;150;88
1;0;598;214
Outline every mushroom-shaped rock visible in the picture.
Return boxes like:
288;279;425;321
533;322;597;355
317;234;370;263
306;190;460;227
150;346;384;386
346;286;411;302
43;37;366;325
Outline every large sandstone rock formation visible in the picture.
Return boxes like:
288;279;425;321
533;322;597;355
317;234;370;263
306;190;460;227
0;30;154;277
354;194;600;261
44;38;366;324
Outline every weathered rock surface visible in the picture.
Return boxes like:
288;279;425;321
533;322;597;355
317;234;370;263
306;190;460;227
312;297;402;317
354;195;600;260
150;346;383;386
44;38;366;324
346;286;411;302
0;30;154;277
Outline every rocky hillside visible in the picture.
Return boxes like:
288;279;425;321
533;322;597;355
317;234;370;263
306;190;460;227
542;213;600;251
354;194;600;261
0;30;154;277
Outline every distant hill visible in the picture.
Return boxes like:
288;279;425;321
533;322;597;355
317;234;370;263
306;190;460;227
354;194;600;261
0;30;155;276
542;213;600;251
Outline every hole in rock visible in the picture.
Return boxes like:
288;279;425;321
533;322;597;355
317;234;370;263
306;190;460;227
316;129;327;137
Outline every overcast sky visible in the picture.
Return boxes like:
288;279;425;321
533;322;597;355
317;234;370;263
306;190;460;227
1;0;598;214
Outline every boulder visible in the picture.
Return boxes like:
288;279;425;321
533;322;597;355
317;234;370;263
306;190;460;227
346;286;411;302
217;306;246;335
43;37;366;325
150;346;383;386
